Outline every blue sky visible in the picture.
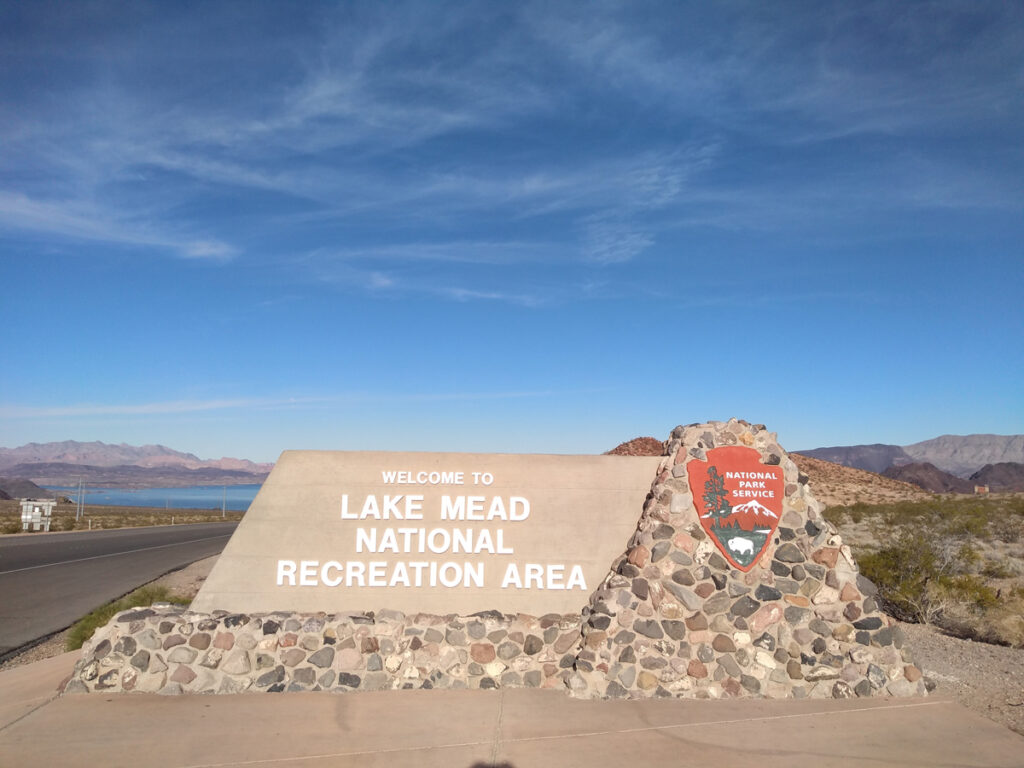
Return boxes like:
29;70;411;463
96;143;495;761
1;1;1021;463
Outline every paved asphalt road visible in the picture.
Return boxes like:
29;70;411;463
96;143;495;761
0;523;236;657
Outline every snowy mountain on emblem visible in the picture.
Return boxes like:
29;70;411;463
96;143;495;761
729;499;778;519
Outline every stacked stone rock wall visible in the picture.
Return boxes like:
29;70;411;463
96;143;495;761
64;420;925;700
570;420;924;699
64;607;584;695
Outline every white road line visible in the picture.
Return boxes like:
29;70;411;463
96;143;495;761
0;534;232;575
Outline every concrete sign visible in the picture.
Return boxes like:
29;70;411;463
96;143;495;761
192;451;661;615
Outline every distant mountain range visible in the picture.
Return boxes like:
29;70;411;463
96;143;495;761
0;441;272;473
605;433;1024;495
0;441;273;489
881;463;976;494
881;461;1024;494
798;434;1024;478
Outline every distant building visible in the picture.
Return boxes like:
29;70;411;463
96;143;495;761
20;498;56;531
974;484;990;495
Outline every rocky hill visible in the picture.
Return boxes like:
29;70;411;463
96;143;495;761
0;478;57;500
882;462;975;494
604;437;664;456
904;434;1024;476
796;443;911;475
799;433;1024;477
603;437;928;507
788;454;929;507
969;462;1024;492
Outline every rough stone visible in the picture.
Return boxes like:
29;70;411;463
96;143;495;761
167;646;198;664
730;596;760;618
255;665;285;688
308;647;335;668
854;617;884;631
130;650;151;672
664;582;703;611
712;634;736;653
337;673;362;689
687;660;708;679
754;585;782;602
633;619;663;639
774;543;806;563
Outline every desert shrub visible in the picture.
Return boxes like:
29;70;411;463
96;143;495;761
985;607;1024;648
942;591;1024;648
827;495;1024;542
992;517;1023;543
66;585;190;651
822;502;869;526
859;531;945;623
981;559;1017;579
54;515;80;532
939;574;999;609
945;507;989;538
858;530;999;624
823;507;846;526
957;542;982;568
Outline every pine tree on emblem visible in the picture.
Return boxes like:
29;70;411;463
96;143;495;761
703;466;731;526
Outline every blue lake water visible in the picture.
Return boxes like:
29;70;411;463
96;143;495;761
44;484;261;511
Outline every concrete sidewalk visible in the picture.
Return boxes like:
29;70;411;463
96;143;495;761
1;652;1021;768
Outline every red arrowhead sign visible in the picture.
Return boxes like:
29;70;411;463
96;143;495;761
687;446;784;571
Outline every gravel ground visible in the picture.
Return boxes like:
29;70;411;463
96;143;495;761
900;621;1024;736
3;557;1021;737
0;628;72;670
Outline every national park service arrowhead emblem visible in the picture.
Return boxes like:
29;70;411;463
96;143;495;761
687;446;784;571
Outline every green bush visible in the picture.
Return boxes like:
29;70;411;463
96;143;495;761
992;517;1023;543
825;495;1023;542
823;506;846;526
859;529;1009;626
981;559;1017;579
859;531;943;623
54;516;80;532
940;574;999;609
66;586;190;651
823;502;870;526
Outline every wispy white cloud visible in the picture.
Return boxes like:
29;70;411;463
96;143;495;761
0;388;599;420
0;0;1019;302
429;285;547;307
0;191;237;260
0;398;320;419
307;240;562;267
535;2;1023;146
306;253;552;307
579;217;654;265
